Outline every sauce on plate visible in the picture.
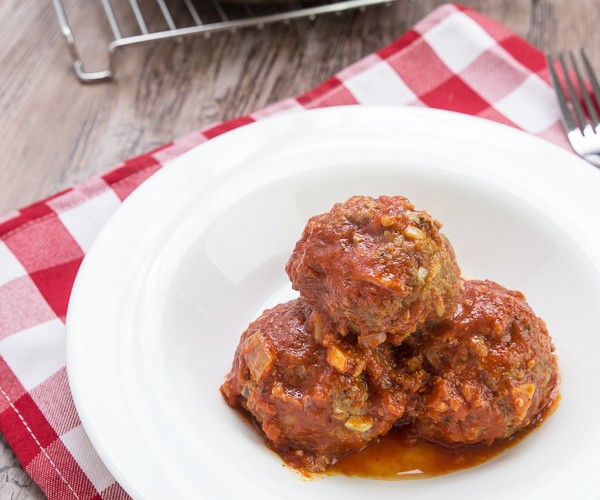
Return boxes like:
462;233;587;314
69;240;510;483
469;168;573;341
328;396;559;480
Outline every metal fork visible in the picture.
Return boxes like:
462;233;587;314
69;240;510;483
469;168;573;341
547;49;600;168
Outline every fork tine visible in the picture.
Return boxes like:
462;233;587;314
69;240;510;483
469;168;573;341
559;53;587;131
580;49;600;122
570;52;600;127
547;54;577;132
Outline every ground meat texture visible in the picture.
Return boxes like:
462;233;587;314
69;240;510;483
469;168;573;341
286;195;463;347
407;280;559;445
307;309;430;418
220;299;401;473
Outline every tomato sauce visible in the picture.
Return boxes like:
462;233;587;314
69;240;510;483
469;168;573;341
328;397;559;480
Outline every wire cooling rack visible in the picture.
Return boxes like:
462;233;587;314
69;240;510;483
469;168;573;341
53;0;396;83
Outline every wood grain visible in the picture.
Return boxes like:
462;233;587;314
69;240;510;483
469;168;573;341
1;0;598;497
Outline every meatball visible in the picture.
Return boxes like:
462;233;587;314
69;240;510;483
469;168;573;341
286;195;462;347
308;309;429;416
220;299;404;472
406;280;559;445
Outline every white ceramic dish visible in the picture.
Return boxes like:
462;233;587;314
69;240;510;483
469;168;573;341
67;106;600;500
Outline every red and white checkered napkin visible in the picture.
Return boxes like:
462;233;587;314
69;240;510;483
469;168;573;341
0;4;567;499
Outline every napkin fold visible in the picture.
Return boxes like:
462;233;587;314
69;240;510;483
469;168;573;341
0;3;566;499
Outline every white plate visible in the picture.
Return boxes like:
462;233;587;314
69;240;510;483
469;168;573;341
67;106;600;500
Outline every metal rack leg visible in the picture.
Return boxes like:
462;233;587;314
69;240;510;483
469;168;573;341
52;0;114;83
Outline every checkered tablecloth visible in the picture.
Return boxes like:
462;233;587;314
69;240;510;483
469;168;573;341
0;3;567;499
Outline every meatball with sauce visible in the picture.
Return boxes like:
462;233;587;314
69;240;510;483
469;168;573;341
286;195;462;348
220;299;407;472
406;280;559;445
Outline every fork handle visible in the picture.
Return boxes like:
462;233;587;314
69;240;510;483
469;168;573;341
584;153;600;168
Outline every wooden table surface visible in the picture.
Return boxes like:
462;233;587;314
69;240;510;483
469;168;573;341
1;0;598;497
